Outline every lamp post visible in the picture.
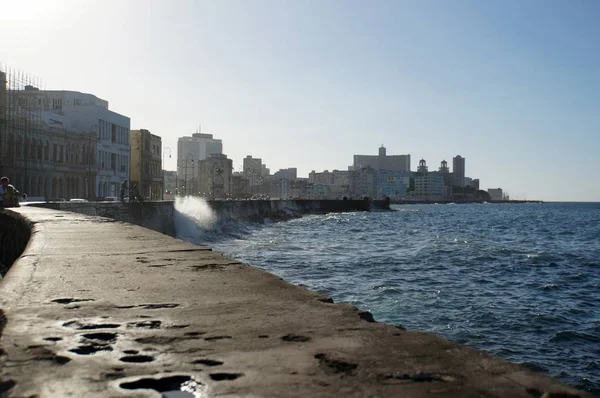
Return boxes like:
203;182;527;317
88;125;98;201
161;146;171;200
184;153;194;196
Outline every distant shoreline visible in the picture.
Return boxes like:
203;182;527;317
390;200;543;205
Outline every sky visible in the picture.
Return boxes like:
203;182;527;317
1;0;599;201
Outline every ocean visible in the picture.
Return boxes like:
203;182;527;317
175;200;600;395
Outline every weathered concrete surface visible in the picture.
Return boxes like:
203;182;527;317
0;207;589;398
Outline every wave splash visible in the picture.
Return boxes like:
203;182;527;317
174;196;217;243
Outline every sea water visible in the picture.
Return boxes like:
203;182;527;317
175;200;600;394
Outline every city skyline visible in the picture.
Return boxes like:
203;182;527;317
1;0;599;201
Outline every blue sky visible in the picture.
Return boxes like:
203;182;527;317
1;0;598;201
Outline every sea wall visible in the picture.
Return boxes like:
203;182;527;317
0;206;590;397
0;210;32;277
30;199;390;236
29;201;176;236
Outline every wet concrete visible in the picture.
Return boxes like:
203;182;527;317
0;206;590;397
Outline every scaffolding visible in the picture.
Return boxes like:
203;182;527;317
0;64;45;192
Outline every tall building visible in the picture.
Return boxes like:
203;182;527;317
353;146;411;172
177;132;222;194
453;155;466;188
198;154;233;199
130;129;162;200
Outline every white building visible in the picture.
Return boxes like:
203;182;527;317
177;133;223;194
353;146;411;172
488;188;503;201
21;90;130;198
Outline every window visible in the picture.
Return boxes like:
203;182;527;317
111;153;116;171
52;98;62;110
74;98;81;105
111;124;116;142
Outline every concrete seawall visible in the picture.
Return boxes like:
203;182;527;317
0;206;589;397
29;199;390;237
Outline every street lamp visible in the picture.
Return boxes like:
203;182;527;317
88;125;98;201
184;153;194;196
162;146;171;200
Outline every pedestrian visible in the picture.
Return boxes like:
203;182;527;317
0;177;20;208
120;180;128;203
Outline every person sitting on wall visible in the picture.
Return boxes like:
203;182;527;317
0;177;20;208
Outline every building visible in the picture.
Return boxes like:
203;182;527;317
273;168;297;180
488;188;503;201
353;146;411;172
130;130;162;200
243;155;269;192
412;175;447;201
453;155;466;188
350;167;377;198
150;134;162;200
0;71;100;200
417;159;428;173
376;170;409;199
307;183;329;199
163;170;177;199
231;173;250;198
18;89;131;198
471;179;480;191
177;132;222;194
197;154;233;199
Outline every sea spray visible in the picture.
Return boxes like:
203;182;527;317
174;196;217;243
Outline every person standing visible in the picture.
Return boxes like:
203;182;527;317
120;180;128;203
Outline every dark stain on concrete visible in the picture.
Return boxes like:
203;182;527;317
81;332;118;343
315;353;358;375
209;373;243;381
127;320;162;329
69;344;113;355
140;303;179;309
204;335;232;342
357;311;377;323
25;346;71;365
63;320;120;330
119;375;195;393
120;355;155;363
281;334;311;343
192;359;223;366
51;298;95;304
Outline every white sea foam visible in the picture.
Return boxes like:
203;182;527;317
174;196;217;242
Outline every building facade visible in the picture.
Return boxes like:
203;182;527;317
0;74;100;200
350;167;377;198
163;170;177;200
412;175;447;201
376;170;409;199
18;89;131;199
453;155;466;188
177;133;222;194
150;134;162;200
197;154;233;199
488;188;503;201
353;146;411;172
